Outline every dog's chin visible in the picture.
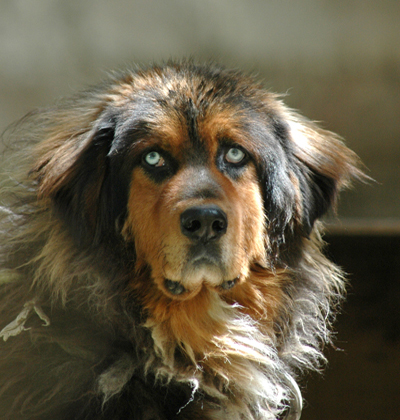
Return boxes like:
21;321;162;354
161;260;240;300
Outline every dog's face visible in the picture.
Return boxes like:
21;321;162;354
32;63;358;306
121;96;267;300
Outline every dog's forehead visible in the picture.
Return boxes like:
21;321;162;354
116;75;278;161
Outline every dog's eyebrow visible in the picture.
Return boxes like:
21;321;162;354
119;118;152;139
108;119;153;156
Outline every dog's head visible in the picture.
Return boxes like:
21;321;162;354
31;62;360;303
17;61;366;418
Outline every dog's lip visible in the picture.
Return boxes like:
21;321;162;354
219;276;239;291
162;278;203;300
164;279;186;295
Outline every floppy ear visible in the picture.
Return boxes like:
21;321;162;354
31;109;129;247
285;112;363;235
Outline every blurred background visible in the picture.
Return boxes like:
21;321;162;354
1;1;399;418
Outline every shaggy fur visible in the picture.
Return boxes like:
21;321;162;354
0;61;363;420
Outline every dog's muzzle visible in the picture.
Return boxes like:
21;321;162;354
161;205;234;297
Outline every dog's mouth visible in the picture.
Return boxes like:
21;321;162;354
158;240;242;299
163;276;239;298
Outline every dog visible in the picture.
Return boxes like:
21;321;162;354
0;61;363;420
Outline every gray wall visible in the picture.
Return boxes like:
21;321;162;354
1;0;399;221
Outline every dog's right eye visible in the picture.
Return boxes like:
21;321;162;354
141;150;176;183
143;151;165;167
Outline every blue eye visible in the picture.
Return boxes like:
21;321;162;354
144;151;164;167
225;148;245;164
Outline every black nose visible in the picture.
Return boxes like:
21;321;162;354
180;206;227;242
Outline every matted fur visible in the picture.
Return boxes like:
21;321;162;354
0;61;363;420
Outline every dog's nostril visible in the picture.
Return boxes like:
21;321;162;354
184;219;201;233
180;206;227;242
164;279;186;295
212;219;226;233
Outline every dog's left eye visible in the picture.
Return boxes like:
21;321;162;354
144;151;165;167
225;148;246;164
